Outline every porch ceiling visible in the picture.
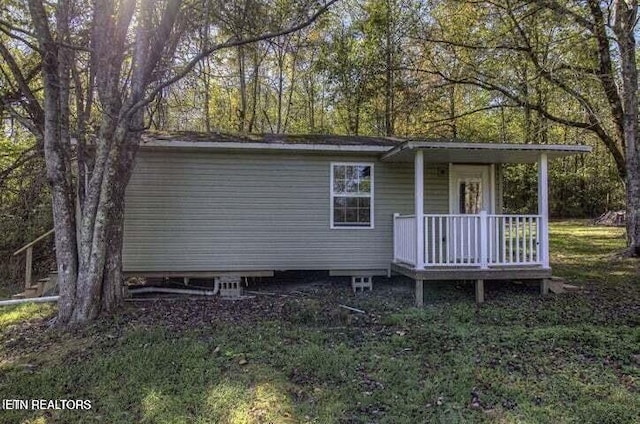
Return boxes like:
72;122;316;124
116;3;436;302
380;141;591;163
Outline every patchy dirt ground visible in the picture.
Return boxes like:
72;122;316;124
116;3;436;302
1;276;408;357
126;277;414;326
5;274;638;369
1;272;640;423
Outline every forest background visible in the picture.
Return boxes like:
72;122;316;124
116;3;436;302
0;0;626;288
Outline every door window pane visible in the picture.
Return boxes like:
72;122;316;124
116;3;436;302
459;180;482;214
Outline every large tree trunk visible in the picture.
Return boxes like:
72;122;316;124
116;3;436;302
624;168;640;255
102;137;137;312
46;79;78;326
72;154;119;322
70;123;140;324
613;0;640;254
28;0;78;326
102;214;125;312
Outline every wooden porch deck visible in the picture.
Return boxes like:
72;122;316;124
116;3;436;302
391;262;552;306
390;262;551;281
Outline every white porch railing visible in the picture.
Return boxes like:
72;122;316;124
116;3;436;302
393;213;544;268
393;214;417;266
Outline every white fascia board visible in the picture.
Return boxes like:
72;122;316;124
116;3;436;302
409;141;592;153
381;141;592;161
140;139;393;153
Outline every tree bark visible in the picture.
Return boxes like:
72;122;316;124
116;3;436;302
613;0;640;254
203;59;212;132
275;41;286;133
384;0;395;136
247;47;264;133
102;138;137;312
237;45;247;133
448;84;457;138
27;0;78;326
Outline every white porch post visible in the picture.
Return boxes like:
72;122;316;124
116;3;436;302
415;150;425;269
538;153;550;268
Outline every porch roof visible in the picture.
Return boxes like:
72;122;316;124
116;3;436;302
380;141;591;163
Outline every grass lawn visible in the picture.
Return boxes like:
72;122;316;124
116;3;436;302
0;221;638;423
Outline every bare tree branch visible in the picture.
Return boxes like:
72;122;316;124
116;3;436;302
421;104;519;124
0;147;39;188
126;0;339;118
0;23;41;51
531;0;595;30
0;41;45;132
505;3;602;123
412;35;529;52
409;63;628;176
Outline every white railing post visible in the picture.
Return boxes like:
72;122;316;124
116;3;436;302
393;213;399;262
536;216;541;263
415;150;425;269
480;211;488;269
538;153;550;268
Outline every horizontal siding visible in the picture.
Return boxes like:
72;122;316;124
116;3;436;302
424;165;449;213
496;164;503;213
123;150;448;272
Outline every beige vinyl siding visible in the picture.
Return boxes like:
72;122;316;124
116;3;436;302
123;150;449;272
423;164;449;213
495;164;503;213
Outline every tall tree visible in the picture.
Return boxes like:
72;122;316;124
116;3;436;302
421;0;640;255
4;0;336;326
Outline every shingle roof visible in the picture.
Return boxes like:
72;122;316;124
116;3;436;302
142;131;405;147
140;131;591;163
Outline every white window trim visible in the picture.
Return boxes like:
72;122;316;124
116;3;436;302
330;162;375;230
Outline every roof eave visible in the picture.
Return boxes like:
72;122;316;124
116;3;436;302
139;138;593;161
380;141;592;162
140;139;393;153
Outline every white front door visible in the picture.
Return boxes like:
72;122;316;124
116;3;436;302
449;165;492;263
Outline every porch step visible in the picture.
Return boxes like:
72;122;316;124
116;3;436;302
10;274;58;300
39;274;58;296
12;286;40;299
548;277;566;294
562;283;584;292
548;277;584;294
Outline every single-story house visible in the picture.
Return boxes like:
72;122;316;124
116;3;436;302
122;132;590;304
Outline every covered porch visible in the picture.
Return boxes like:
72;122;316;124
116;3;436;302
381;141;590;304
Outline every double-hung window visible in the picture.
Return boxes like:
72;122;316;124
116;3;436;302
330;163;374;228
